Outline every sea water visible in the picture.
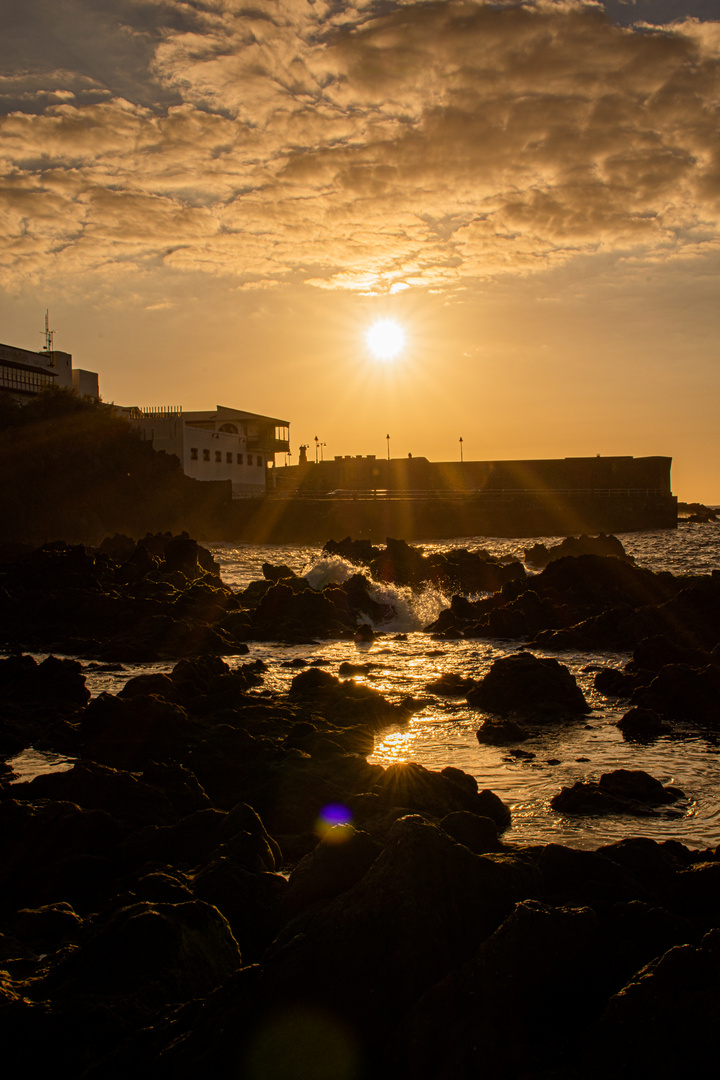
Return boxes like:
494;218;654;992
9;522;720;851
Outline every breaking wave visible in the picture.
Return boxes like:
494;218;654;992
303;554;450;632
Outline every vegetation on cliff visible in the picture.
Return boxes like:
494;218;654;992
0;389;230;544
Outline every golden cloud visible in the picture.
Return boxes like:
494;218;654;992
0;1;719;291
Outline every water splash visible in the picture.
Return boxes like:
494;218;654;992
302;553;451;631
364;580;451;632
303;555;359;590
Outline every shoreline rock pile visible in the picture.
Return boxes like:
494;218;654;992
1;531;719;1077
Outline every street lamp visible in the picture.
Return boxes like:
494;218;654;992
314;435;319;464
459;436;464;462
386;433;390;461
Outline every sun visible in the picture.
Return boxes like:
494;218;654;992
365;319;406;361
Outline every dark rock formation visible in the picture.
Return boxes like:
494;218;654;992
524;533;633;567
617;707;673;741
467;651;591;718
551;769;686;816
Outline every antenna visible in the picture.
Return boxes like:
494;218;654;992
41;309;56;366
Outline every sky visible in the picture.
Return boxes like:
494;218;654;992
1;0;718;500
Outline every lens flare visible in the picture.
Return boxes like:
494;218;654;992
316;803;354;842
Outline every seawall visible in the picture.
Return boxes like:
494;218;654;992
216;490;678;544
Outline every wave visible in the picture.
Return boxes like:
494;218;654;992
303;554;451;632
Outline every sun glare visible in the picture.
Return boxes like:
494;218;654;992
365;319;406;361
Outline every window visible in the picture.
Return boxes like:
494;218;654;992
237;453;243;465
226;452;232;464
0;362;56;394
256;455;262;467
190;448;198;460
203;449;210;462
215;450;222;463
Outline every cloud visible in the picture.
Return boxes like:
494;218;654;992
1;0;719;292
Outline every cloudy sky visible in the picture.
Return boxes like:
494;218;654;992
1;0;718;499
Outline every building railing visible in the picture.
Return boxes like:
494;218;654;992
132;405;183;418
268;487;672;501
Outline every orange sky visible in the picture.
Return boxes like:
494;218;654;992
2;1;719;501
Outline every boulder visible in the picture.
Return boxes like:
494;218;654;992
79;692;202;771
579;933;720;1079
260;816;541;1040
289;668;412;730
630;662;720;726
476;717;531;744
467;651;590;718
616;707;673;741
439;811;503;854
48;899;241;1015
424;672;475;696
551;769;686;816
282;826;382;917
372;762;512;831
392;900;602;1080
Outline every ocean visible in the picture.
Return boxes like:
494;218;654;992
11;522;720;851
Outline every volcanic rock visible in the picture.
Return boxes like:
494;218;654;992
551;769;685;816
467;651;590;718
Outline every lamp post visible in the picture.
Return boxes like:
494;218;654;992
314;435;319;464
459;436;464;463
386;433;390;461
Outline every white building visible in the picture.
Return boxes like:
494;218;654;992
0;340;99;402
124;405;291;498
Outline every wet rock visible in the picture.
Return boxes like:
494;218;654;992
630;662;720;726
372;762;512;831
628;634;712;674
322;537;381;565
594;666;639;697
467;651;590;718
191;859;287;963
664;861;720;926
8;760;179;829
597;836;688;895
597;900;698;991
252;580;354;639
0;654;90;756
536;843;650;909
424;672;475;696
282;826;382;917
551;769;686;816
476;717;531;744
368;537;430;587
393;900;601;1080
439;811;502;854
0;799;122;914
79;693;202;771
579;932;720;1079
132;870;195;904
260;815;541;1040
524;533;632;568
616;707;673;741
48;899;241;1015
289;667;411;729
0;654;90;709
162;535;220;581
12;901;83;952
262;562;297;582
338;661;375;676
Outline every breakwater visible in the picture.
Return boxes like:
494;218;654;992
225;488;678;544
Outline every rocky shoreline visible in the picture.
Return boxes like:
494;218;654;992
1;533;719;1078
